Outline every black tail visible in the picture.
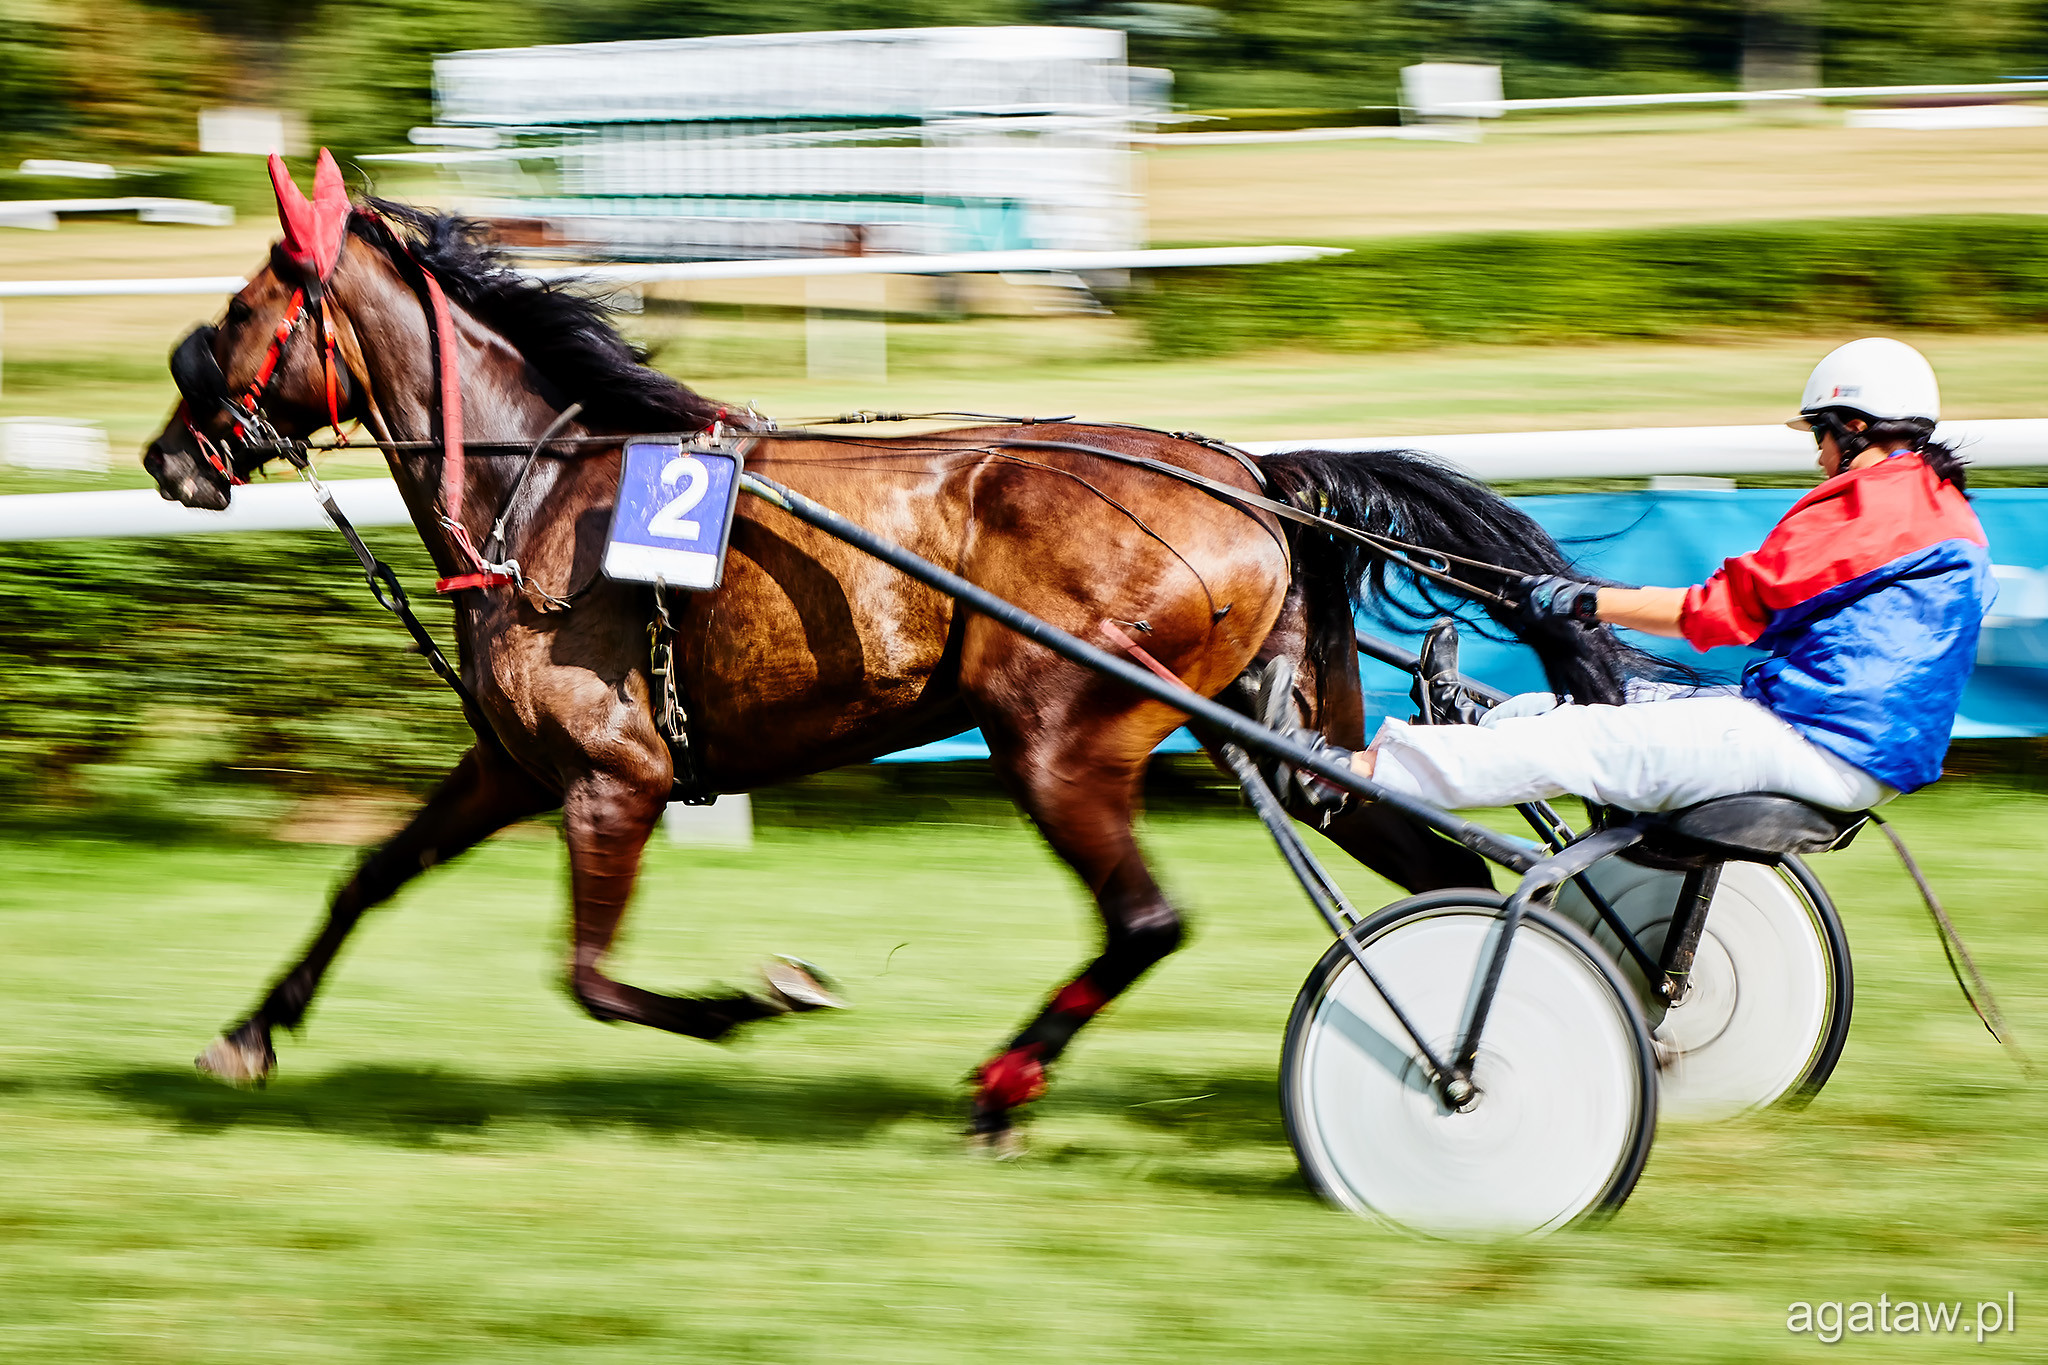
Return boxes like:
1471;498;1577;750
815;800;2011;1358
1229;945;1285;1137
1260;447;1676;706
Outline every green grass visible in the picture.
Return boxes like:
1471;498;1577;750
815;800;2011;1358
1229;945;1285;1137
1133;217;2048;357
2;784;2046;1361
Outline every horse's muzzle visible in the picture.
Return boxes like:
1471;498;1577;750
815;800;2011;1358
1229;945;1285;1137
144;441;231;510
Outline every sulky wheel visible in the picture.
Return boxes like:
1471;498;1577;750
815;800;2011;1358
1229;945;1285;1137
1281;891;1657;1239
1556;857;1852;1121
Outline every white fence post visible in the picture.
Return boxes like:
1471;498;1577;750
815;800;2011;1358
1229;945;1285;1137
663;794;754;849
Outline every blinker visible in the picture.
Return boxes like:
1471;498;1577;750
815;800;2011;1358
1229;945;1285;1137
171;325;231;414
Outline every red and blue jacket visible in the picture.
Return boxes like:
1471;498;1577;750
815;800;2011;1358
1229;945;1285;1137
1680;453;1994;794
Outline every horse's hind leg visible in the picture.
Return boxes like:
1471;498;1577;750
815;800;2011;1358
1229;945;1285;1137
196;742;559;1085
966;682;1189;1147
558;770;818;1039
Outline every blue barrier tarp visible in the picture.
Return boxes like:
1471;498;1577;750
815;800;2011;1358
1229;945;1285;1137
882;489;2048;762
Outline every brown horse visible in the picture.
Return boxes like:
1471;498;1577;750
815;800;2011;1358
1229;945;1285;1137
142;177;1645;1140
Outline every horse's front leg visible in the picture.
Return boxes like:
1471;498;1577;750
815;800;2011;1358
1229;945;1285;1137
196;741;559;1084
559;765;834;1039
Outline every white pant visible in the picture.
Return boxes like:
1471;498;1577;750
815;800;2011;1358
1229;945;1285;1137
1370;694;1893;813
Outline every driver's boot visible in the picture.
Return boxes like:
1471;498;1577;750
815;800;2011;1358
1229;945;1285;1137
1411;618;1490;726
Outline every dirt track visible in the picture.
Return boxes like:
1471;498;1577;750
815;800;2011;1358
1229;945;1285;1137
1146;113;2048;242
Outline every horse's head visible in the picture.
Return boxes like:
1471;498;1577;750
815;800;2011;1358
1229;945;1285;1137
145;151;362;509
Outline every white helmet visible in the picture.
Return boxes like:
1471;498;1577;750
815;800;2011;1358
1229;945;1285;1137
1789;337;1940;430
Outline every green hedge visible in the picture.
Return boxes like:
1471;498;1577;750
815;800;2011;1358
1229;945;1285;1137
1134;216;2048;356
0;532;470;824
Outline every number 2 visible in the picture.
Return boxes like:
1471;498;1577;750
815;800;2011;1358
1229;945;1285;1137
648;455;710;541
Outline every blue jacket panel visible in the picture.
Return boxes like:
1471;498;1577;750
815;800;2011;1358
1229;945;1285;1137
1741;539;1995;792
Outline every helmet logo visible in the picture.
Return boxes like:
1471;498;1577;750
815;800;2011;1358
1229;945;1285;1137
1829;384;1861;399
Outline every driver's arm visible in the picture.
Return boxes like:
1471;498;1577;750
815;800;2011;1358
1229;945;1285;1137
1596;586;1687;637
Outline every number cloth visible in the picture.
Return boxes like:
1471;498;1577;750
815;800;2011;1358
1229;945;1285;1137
1678;451;1993;794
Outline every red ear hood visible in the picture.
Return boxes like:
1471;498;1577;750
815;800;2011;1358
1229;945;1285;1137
267;148;351;283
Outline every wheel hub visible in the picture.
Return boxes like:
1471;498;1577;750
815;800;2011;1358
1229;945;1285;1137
1654;930;1739;1055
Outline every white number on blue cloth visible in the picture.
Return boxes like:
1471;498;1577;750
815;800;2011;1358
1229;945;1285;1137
648;455;710;540
602;440;742;590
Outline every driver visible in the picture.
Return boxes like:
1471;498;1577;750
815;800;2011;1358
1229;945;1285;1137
1318;338;1995;815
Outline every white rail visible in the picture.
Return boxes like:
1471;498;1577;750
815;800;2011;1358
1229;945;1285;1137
0;479;412;541
8;419;2045;542
1136;79;2048;147
1430;79;2048;116
1136;127;1469;147
0;274;252;299
1238;419;2048;481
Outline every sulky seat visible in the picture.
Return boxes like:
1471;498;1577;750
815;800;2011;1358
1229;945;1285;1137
1639;793;1869;863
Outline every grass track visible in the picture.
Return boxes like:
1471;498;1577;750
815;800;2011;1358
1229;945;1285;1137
2;786;2045;1360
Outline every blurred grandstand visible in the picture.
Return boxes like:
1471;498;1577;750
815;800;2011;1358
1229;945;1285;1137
382;28;1171;262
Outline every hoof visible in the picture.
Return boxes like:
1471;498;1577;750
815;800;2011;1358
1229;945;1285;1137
968;1097;1026;1159
194;1028;275;1088
761;956;846;1013
969;1124;1026;1160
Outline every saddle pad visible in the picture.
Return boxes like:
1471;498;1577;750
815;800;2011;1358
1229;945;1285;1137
603;439;742;590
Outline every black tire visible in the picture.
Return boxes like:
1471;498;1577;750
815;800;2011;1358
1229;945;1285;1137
1775;855;1854;1107
1281;890;1658;1238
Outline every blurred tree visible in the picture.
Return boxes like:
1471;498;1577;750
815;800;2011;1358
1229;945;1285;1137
1;0;236;159
289;0;550;157
3;1;2048;166
1819;0;2048;86
544;0;1035;46
0;2;71;150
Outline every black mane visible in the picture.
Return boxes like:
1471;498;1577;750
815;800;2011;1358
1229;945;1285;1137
351;199;726;433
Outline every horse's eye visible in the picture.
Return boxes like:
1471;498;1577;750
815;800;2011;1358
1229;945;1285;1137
225;298;253;326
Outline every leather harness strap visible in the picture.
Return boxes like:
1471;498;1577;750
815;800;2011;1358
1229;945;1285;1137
415;268;512;594
980;437;1518;610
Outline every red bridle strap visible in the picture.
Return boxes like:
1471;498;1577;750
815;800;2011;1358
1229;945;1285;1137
179;400;241;484
319;297;347;445
245;288;307;412
435;571;512;593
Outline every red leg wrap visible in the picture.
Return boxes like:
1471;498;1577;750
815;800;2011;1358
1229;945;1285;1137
1049;975;1110;1019
976;1045;1048;1111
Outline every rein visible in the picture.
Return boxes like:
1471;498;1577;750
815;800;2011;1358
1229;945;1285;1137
960;436;1520;610
294;419;1526;610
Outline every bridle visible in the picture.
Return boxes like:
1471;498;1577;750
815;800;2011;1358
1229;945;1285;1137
168;224;517;596
170;285;352;487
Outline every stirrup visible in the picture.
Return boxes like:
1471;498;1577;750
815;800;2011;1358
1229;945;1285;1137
1411;619;1489;726
1239;655;1299;793
1280;727;1356;822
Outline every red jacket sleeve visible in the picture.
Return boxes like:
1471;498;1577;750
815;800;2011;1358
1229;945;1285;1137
1678;456;1989;653
1682;555;1775;650
1679;490;1839;650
